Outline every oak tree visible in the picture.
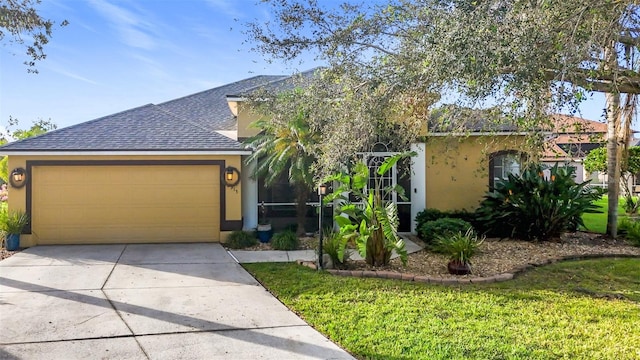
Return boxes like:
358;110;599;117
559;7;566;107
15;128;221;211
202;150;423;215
0;0;67;72
247;0;640;236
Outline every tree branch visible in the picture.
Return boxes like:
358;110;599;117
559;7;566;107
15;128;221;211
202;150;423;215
543;69;640;94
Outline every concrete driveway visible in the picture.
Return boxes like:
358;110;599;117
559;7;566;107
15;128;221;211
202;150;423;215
0;244;354;360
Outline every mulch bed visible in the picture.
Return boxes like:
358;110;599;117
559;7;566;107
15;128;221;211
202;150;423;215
4;232;638;280
1;247;20;261
344;232;640;279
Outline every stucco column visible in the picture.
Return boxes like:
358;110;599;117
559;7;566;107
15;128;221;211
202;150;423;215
410;143;426;234
241;156;258;230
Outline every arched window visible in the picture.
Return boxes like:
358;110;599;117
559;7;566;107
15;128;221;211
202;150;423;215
489;151;522;189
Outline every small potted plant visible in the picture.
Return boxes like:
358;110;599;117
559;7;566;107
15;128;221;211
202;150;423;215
434;228;484;275
2;210;29;251
256;201;272;243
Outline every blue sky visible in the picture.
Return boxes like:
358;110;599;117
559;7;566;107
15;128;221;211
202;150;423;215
0;0;614;131
1;0;320;129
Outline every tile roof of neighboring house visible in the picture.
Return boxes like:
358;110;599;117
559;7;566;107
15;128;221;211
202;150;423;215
541;141;570;161
553;133;606;145
543;115;609;161
549;114;608;134
0;104;246;152
0;75;287;152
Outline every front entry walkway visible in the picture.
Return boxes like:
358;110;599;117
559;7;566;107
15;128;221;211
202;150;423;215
0;244;354;359
228;237;424;264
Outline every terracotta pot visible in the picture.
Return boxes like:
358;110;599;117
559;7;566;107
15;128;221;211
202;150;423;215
447;260;471;275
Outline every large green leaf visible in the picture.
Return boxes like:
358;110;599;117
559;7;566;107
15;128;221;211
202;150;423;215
376;151;416;176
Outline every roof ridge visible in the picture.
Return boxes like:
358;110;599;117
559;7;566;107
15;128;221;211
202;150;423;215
227;67;323;97
157;74;286;106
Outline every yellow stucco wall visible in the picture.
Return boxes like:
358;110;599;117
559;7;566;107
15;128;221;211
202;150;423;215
236;103;262;139
425;135;527;211
7;154;243;247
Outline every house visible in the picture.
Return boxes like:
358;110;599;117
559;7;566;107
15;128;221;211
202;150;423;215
541;114;607;184
1;70;532;247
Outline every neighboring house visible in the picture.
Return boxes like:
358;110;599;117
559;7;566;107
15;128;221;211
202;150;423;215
0;70;530;247
541;114;640;192
541;114;607;184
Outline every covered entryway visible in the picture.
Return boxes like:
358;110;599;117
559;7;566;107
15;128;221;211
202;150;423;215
29;164;221;244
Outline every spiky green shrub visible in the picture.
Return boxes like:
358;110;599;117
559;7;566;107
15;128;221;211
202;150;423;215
433;228;484;265
618;218;640;247
321;229;351;269
225;231;258;249
0;209;29;235
476;164;603;241
418;218;474;245
271;230;299;250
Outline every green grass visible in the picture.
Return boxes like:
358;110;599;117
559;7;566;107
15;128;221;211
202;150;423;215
245;259;640;360
581;196;627;234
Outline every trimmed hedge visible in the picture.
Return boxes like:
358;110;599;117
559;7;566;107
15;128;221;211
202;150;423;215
415;208;476;234
418;218;474;245
225;231;257;249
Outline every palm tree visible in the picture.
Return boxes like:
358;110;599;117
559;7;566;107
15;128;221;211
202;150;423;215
245;108;318;236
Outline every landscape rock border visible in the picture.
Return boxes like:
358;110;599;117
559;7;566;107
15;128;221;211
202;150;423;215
298;253;640;284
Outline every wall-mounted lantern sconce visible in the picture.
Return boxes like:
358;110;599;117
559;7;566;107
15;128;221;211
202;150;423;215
223;166;241;187
9;168;27;188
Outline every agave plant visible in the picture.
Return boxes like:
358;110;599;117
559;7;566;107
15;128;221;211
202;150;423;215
434;228;484;265
1;209;29;235
433;228;484;275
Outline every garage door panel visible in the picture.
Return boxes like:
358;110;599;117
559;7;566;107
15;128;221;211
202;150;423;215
35;206;219;225
33;225;219;244
31;165;221;244
37;188;220;207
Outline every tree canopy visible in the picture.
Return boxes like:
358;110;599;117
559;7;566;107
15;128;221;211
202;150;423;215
246;0;640;236
584;146;640;175
0;117;56;182
0;0;67;72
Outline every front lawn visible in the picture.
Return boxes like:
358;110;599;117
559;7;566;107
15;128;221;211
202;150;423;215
581;196;628;234
245;259;640;360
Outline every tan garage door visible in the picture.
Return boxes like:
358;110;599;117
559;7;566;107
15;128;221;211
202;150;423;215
31;165;220;244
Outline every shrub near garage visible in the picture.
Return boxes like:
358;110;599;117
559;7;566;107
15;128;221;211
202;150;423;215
225;231;258;249
271;230;299;250
476;164;603;241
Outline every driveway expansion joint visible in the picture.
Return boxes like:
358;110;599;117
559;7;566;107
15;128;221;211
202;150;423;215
97;245;150;359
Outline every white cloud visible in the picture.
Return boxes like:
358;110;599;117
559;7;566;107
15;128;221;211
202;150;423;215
128;53;171;80
205;0;241;18
88;0;158;50
47;65;100;85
